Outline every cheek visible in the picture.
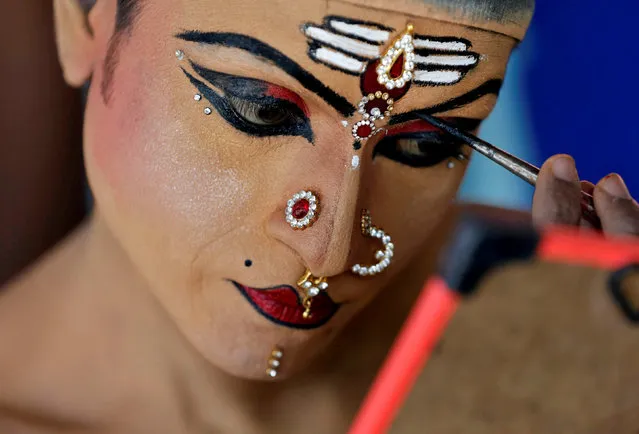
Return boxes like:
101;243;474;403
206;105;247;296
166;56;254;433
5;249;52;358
371;160;462;253
84;44;248;242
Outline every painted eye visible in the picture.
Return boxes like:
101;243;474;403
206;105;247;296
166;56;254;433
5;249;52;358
181;65;314;143
374;133;458;168
395;137;425;157
227;96;295;126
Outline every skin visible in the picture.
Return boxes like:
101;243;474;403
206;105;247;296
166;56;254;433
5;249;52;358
0;0;637;432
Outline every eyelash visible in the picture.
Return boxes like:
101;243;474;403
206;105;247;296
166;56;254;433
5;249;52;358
182;68;314;143
373;132;463;168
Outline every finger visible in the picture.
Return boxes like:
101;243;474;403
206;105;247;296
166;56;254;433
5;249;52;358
532;154;582;227
580;180;595;196
580;181;596;229
593;174;639;237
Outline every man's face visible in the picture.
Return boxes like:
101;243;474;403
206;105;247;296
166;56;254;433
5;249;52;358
81;0;516;379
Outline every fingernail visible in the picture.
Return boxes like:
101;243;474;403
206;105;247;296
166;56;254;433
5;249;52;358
552;156;579;182
601;174;631;199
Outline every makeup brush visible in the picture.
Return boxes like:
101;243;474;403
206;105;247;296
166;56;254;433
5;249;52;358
415;113;601;229
348;219;639;434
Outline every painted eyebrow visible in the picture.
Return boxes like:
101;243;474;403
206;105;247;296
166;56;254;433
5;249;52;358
175;31;356;117
388;79;503;125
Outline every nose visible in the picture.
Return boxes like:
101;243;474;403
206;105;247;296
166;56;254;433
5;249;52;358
267;130;363;277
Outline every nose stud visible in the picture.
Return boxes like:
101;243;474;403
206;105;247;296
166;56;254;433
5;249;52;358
351;209;395;277
285;190;319;230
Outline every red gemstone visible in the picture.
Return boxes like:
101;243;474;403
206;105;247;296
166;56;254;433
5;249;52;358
356;124;373;138
365;98;389;114
292;199;310;219
390;53;405;79
360;60;411;101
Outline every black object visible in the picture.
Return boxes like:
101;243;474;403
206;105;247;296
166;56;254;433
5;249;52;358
608;263;639;324
439;209;540;295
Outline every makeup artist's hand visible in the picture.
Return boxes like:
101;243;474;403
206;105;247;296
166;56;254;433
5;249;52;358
532;154;639;236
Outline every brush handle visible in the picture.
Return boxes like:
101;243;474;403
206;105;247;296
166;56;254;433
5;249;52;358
415;113;603;229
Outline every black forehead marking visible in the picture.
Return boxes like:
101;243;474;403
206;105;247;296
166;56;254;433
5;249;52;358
388;79;503;124
176;31;356;117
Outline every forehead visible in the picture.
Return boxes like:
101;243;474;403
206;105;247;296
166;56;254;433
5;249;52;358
155;0;516;118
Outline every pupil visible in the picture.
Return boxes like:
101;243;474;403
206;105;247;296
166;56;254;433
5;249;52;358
258;107;289;124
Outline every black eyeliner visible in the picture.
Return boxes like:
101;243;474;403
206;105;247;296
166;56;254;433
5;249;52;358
191;61;270;105
181;67;314;144
373;118;481;168
373;131;462;168
388;79;503;125
176;31;356;117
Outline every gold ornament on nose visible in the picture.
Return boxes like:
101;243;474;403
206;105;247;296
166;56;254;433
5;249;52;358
297;270;329;319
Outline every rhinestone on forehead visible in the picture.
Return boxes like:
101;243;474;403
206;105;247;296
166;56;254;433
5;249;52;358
350;24;415;143
376;27;415;90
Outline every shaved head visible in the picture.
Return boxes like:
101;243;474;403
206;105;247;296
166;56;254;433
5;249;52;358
420;0;534;23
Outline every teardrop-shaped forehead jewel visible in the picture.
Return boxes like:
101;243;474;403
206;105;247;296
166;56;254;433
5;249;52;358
375;24;415;91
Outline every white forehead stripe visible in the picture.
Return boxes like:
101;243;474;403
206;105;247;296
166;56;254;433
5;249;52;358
413;38;468;52
414;54;478;66
414;70;463;85
303;26;381;58
311;47;366;73
328;19;391;43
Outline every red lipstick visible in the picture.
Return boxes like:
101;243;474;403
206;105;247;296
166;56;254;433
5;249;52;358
231;281;339;329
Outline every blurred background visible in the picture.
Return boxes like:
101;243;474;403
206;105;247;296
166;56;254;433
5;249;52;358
1;1;638;284
462;0;639;208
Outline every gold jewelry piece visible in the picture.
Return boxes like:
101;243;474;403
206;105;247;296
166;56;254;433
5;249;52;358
297;270;329;319
350;23;416;143
266;347;284;378
351;209;395;277
376;24;415;90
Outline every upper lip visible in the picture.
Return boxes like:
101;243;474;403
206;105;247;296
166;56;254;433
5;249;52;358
230;280;339;329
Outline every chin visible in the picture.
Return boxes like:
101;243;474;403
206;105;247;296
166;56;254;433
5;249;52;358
201;324;342;382
174;279;351;382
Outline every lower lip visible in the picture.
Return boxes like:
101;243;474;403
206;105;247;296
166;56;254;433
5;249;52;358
231;281;339;329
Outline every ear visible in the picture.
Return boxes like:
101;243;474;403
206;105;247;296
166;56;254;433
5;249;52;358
54;0;97;87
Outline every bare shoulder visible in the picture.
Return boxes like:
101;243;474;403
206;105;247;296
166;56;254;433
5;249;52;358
0;267;87;431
